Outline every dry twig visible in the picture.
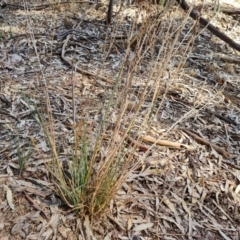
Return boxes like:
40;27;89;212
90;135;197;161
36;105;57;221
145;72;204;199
182;129;230;158
142;135;193;150
24;191;50;222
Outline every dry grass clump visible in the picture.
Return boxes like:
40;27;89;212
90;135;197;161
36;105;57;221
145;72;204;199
27;2;195;217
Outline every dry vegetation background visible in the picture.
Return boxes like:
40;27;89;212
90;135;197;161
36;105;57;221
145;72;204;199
0;0;240;239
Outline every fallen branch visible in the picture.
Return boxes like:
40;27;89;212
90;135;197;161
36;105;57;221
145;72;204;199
176;0;240;52
182;129;230;158
182;130;240;170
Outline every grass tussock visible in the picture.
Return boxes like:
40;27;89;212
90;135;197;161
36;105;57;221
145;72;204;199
33;2;195;217
51;120;125;216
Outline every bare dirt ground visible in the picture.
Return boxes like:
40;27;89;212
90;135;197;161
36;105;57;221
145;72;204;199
0;0;240;239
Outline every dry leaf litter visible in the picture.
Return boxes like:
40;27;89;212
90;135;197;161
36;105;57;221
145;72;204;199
0;0;240;239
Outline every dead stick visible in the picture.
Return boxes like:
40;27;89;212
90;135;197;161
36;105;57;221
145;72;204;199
24;191;49;221
176;0;240;52
142;135;193;151
182;129;230;158
127;136;149;152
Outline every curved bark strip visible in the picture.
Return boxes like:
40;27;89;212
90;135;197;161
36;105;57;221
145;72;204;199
176;0;240;52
